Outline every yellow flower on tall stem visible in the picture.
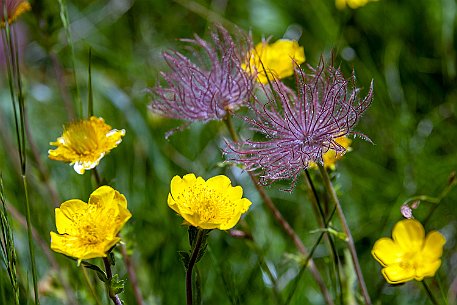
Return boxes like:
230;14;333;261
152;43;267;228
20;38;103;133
372;219;446;284
168;173;252;230
0;0;31;27
243;39;305;84
50;185;131;261
48;116;125;174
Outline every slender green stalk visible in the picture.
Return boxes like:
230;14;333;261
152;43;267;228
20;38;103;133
1;20;40;305
103;257;123;305
435;274;449;305
303;170;343;304
318;164;371;305
88;49;94;118
81;266;104;305
285;203;337;305
422;281;440;305
58;0;82;118
22;176;39;305
224;116;335;305
0;177;20;305
186;229;205;305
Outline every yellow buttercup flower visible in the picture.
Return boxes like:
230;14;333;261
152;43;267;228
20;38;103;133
244;39;305;84
48;116;125;174
50;186;131;261
0;0;31;27
335;0;378;9
168;174;252;230
372;219;446;284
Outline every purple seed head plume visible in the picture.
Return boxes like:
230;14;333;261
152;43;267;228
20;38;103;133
149;25;255;122
227;59;373;186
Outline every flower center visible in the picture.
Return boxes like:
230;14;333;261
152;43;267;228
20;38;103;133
64;121;100;155
399;252;424;272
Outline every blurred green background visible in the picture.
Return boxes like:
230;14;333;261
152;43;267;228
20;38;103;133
1;0;456;304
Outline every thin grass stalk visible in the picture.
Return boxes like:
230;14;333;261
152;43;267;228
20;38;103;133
50;52;77;121
1;29;24;171
88;49;94;117
318;164;371;305
81;266;104;305
422;281;440;305
231;222;283;303
1;18;40;305
285;205;337;305
303;170;343;304
0;177;20;305
58;0;82;118
22;176;39;304
435;275;449;305
224;115;335;305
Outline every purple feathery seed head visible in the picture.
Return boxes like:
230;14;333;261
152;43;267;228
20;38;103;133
227;59;373;185
149;25;255;122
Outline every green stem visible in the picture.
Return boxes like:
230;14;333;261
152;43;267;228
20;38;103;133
81;267;103;305
103;257;123;305
58;0;82;118
22;176;40;305
422;281;440;305
186;229;205;305
2;22;39;305
318;164;371;305
303;170;343;304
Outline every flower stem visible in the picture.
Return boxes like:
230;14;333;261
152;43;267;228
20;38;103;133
318;164;371;305
186;229;205;305
103;257;123;305
422;281;440;305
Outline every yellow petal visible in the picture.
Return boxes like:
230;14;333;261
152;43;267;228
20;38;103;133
381;264;416;284
88;185;116;208
422;231;446;259
392;219;425;253
371;237;404;266
415;259;442;280
170;174;196;199
55;199;88;235
206;175;232;192
237;198;252;213
167;193;181;214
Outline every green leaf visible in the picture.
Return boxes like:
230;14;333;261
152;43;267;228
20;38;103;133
81;261;108;282
188;226;199;247
110;274;125;295
178;250;191;269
